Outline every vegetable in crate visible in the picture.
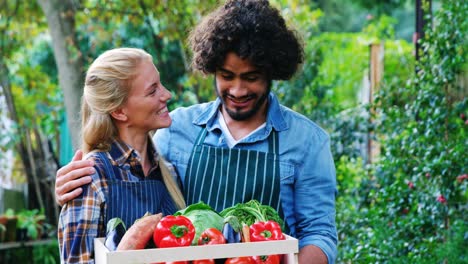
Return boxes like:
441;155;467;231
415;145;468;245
117;213;162;250
198;227;226;245
224;256;255;264
194;227;221;264
222;222;241;243
219;200;284;231
153;215;195;248
249;221;284;264
252;255;280;264
104;217;126;251
249;221;284;242
174;201;224;245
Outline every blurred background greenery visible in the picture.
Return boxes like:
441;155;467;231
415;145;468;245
0;0;466;263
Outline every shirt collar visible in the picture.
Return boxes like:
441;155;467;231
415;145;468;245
192;92;288;132
108;136;159;167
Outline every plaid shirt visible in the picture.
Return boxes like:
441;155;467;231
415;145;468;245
58;138;178;263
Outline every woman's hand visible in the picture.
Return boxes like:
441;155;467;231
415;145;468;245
55;150;95;206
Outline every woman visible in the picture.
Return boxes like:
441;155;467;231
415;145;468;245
58;48;185;263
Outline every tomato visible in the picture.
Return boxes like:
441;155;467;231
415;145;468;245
192;259;216;264
252;255;281;264
225;256;256;264
198;228;226;245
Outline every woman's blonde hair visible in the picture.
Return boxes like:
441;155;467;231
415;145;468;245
82;47;185;209
81;48;151;153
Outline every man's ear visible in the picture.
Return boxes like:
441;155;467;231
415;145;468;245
110;108;128;122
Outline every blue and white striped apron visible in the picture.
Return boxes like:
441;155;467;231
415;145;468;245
184;128;283;216
97;152;177;228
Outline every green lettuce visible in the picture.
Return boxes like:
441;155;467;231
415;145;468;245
174;201;224;245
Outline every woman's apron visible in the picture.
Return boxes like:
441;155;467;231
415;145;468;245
184;128;283;217
97;152;176;228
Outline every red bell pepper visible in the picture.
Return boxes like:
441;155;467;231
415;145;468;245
249;220;284;242
153;215;195;248
252;254;280;264
198;227;226;245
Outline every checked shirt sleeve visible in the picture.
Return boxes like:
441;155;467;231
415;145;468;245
58;170;106;264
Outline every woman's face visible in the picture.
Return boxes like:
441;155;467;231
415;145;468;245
121;60;172;132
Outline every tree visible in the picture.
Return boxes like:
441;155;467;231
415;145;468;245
37;0;84;149
0;0;60;224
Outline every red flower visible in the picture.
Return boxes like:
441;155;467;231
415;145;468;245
425;173;431;178
436;195;447;204
456;174;468;183
407;181;415;189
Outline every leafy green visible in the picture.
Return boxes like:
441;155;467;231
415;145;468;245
174;201;224;245
219;200;284;231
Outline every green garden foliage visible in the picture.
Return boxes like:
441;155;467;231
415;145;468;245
273;13;414;161
336;0;467;262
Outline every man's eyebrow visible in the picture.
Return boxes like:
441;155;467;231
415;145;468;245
241;70;262;76
218;67;233;73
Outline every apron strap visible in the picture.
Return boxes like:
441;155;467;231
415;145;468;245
267;130;279;154
195;127;208;145
97;152;117;180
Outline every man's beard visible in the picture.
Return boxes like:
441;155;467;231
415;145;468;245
216;85;270;121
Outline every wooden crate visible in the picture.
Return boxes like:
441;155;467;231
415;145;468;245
94;234;298;264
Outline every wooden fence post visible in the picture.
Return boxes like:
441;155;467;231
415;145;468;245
367;43;384;164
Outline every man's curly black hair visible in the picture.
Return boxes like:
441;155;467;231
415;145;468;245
188;0;304;80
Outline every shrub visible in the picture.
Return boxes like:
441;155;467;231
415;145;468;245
336;0;467;262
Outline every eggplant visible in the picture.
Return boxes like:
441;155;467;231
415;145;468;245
222;222;241;243
104;217;126;251
222;215;242;243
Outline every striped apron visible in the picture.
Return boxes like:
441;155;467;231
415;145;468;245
184;128;282;216
97;152;176;228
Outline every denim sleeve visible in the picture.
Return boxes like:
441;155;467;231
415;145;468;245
295;137;338;264
154;127;171;160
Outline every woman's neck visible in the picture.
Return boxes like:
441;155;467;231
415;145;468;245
118;128;152;176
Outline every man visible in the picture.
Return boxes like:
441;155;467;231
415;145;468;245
55;1;337;263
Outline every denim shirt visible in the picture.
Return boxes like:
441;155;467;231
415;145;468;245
154;93;338;263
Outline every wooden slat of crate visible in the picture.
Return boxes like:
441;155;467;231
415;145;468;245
95;234;298;264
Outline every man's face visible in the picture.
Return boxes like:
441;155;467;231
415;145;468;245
215;52;270;121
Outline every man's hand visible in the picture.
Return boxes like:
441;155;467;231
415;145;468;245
55;150;94;206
